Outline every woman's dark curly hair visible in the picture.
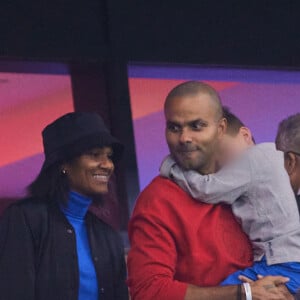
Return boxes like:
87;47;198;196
27;160;70;204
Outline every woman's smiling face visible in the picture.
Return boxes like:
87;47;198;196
62;146;114;197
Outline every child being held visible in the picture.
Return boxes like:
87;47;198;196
160;108;300;294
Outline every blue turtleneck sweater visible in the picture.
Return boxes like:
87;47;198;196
61;191;99;300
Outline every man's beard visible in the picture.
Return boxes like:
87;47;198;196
170;142;218;173
171;149;208;172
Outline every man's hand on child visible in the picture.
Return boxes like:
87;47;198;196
239;275;293;300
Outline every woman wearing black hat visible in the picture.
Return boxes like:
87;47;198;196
0;112;129;300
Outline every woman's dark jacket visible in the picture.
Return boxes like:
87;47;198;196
0;197;129;300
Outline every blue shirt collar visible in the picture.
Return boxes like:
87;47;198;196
61;191;92;220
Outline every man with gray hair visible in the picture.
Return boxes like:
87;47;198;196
276;113;300;209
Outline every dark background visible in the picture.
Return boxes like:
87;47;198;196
1;1;299;229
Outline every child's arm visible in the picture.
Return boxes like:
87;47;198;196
160;155;252;204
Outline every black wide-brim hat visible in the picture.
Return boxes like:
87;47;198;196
41;112;124;170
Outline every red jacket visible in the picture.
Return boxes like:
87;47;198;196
127;176;252;300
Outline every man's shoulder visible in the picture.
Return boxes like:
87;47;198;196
141;175;187;198
144;175;181;191
133;176;189;213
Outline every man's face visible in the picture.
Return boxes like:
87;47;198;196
291;168;300;196
218;128;254;166
284;152;300;195
165;93;225;174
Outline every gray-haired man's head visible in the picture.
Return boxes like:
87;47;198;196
276;113;300;195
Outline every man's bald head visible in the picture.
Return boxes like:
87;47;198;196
164;81;223;121
164;81;227;174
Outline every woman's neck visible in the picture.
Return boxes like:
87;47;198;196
61;191;92;220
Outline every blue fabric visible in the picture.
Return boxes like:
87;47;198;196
221;256;300;294
61;191;99;300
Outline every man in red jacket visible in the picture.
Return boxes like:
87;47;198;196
127;81;292;300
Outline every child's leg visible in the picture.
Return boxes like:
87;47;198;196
221;258;300;294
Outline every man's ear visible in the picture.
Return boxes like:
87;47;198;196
284;152;297;175
218;117;227;137
239;127;254;146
